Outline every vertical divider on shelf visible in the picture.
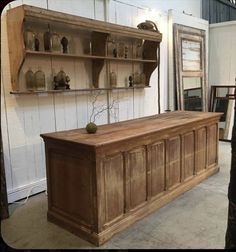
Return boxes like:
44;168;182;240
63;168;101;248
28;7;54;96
91;32;108;88
105;35;111;124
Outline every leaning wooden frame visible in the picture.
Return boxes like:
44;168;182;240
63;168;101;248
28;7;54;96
173;24;208;112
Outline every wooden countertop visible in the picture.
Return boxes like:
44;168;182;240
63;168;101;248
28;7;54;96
40;111;222;146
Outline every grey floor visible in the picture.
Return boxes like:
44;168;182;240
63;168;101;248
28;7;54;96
1;141;231;249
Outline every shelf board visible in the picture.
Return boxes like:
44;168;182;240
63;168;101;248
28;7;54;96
26;50;105;60
10;86;151;95
105;56;157;63
25;51;157;63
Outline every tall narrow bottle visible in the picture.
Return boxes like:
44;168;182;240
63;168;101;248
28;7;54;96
34;68;46;90
44;24;52;51
25;68;35;90
110;71;117;87
24;27;35;51
51;32;61;52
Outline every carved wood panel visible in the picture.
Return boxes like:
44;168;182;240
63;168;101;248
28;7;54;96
207;124;218;166
125;147;147;210
147;141;165;197
166;136;181;189
182;132;195;181
195;127;207;174
102;154;124;223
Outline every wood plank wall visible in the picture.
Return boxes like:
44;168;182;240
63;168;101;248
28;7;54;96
1;0;161;202
202;0;236;23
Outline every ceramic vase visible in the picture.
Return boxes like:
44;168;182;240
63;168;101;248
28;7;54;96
24;28;35;50
140;73;146;85
44;26;52;51
34;69;46;90
51;32;61;52
110;71;117;87
61;36;68;53
117;42;125;58
25;68;35;90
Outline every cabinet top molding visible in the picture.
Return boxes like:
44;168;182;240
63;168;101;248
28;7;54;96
41;111;222;147
7;4;162;42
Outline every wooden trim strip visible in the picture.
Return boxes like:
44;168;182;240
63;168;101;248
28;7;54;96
21;5;162;42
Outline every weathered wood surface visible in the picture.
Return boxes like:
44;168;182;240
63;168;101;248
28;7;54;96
23;5;162;41
6;6;25;91
182;40;201;71
173;24;207;112
42;111;221;146
41;111;222;246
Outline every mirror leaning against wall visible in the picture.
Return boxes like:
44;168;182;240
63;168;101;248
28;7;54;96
209;84;236;141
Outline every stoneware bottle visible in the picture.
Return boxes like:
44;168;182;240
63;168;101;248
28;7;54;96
44;24;52;51
34;34;40;51
61;36;68;53
110;71;117;87
133;72;140;85
117;42;125;58
25;68;35;90
51;32;61;52
140;73;146;85
34;68;46;90
24;27;35;51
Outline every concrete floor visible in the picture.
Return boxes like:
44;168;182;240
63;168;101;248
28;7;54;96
1;142;231;249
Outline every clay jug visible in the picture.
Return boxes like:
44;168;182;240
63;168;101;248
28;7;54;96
44;25;52;51
110;71;117;87
34;68;46;90
25;68;35;90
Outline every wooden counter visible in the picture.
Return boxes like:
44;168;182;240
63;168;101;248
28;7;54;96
41;111;222;246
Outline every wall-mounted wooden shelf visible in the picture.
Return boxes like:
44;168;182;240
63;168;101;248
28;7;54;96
10;86;150;95
6;4;162;93
25;50;158;63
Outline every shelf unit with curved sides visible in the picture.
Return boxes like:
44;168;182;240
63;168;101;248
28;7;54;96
6;4;162;93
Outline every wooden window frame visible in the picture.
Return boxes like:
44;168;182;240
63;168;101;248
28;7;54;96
174;24;208;111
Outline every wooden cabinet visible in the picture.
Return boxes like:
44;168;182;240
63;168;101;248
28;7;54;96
41;111;222;246
6;5;162;94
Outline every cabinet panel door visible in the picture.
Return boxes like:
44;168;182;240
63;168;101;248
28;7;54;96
195;127;207;173
182;132;195;181
166;136;181;189
148;141;165;197
125;147;147;210
207;124;217;166
103;154;124;223
49;150;93;226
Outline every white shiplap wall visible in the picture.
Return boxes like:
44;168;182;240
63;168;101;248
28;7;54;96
1;0;203;202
